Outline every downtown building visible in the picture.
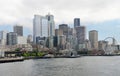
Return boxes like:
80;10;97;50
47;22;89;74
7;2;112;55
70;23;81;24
46;14;55;48
27;35;33;44
33;14;55;48
74;18;80;27
75;26;86;44
89;30;98;49
0;30;8;45
55;24;77;50
55;24;69;50
7;32;17;45
75;26;86;50
14;25;27;45
59;24;69;38
14;25;23;36
74;18;86;49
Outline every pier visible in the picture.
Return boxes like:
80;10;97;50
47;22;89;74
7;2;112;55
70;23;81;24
0;57;24;63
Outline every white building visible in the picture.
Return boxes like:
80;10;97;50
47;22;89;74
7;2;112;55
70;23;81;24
17;36;27;44
0;39;6;45
33;15;49;44
33;14;55;47
0;30;8;45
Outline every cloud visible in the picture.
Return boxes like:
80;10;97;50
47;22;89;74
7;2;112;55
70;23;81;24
0;0;120;29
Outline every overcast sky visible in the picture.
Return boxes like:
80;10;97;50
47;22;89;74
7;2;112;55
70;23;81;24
0;0;120;43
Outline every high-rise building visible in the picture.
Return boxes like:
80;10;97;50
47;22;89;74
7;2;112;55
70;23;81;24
0;31;8;45
46;13;55;36
7;32;17;45
14;25;23;36
75;26;86;44
74;18;80;27
33;13;55;47
89;30;98;49
33;15;48;44
59;24;68;37
46;13;55;48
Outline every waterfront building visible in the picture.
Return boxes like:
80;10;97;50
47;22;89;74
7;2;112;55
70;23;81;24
84;39;91;50
89;30;98;49
58;35;66;50
0;30;8;45
56;26;77;50
98;40;108;51
116;45;120;51
46;13;55;36
17;36;27;45
46;13;55;48
14;25;23;36
0;39;6;46
7;32;17;45
59;24;68;37
33;14;55;47
74;18;80;27
27;35;32;44
75;26;86;44
33;15;48;44
71;28;77;50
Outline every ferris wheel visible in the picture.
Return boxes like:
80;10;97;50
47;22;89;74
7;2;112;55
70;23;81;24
103;37;117;54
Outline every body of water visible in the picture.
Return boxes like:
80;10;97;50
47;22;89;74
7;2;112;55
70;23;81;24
0;56;120;76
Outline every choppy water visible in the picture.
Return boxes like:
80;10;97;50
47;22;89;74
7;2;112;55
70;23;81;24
0;56;120;76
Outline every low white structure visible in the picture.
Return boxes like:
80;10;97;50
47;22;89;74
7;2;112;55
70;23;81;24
0;39;6;45
0;30;8;45
0;50;5;57
17;36;27;44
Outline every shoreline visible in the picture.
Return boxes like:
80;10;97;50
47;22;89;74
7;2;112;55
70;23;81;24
0;55;120;63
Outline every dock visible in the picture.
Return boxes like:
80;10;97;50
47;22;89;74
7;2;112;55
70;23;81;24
0;57;24;63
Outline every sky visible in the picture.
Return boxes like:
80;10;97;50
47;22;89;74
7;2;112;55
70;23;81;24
0;0;120;43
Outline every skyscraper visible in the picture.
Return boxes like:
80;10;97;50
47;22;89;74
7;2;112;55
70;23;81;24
74;18;80;27
7;32;17;45
33;15;48;44
46;13;55;36
14;25;23;36
89;30;98;49
75;26;86;44
46;13;55;48
33;14;55;46
59;24;68;37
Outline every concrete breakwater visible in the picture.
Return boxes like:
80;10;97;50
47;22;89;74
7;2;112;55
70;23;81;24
0;57;24;63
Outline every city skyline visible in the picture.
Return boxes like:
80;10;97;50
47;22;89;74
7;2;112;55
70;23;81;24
0;0;120;43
